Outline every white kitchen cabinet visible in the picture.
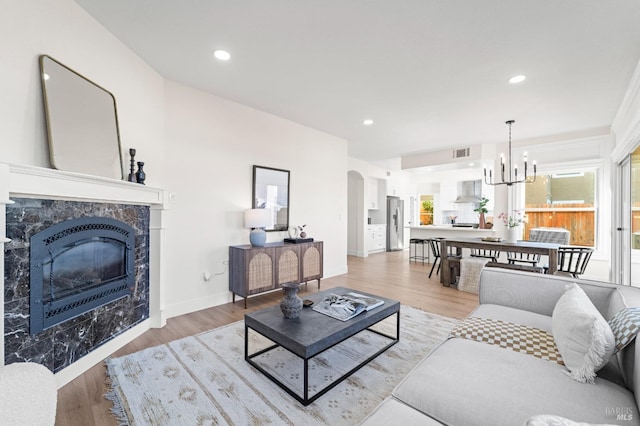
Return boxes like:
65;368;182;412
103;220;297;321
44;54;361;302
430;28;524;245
367;178;380;210
367;224;386;253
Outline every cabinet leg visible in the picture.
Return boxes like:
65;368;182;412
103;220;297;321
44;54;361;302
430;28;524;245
244;297;247;309
233;293;236;303
317;278;321;289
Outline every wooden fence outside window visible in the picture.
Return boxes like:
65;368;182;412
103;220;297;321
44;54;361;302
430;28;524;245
524;204;595;247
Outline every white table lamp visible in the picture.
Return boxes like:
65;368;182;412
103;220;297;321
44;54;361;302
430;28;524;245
245;208;272;246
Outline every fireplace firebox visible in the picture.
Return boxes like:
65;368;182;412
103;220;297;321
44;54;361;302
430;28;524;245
29;216;135;335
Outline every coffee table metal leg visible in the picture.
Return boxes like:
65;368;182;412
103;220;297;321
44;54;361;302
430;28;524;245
304;358;309;403
244;322;248;359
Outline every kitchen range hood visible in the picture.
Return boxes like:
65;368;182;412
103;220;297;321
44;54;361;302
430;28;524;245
454;180;482;203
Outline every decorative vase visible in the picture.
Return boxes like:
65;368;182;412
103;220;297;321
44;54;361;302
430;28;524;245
507;227;519;243
288;227;298;239
479;213;486;229
280;283;303;319
135;161;146;185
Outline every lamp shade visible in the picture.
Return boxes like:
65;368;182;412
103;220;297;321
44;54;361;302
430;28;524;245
244;208;272;229
244;208;272;247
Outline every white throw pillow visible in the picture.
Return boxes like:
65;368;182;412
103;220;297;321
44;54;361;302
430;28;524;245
551;283;616;383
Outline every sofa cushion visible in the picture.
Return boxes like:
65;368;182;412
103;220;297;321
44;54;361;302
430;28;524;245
392;339;638;426
609;307;640;353
478;269;617;317
552;283;616;383
471;304;552;332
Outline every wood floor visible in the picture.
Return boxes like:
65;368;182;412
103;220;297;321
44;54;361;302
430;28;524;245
55;250;478;425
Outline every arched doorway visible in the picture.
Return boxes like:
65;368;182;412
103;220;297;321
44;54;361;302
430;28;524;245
348;170;366;257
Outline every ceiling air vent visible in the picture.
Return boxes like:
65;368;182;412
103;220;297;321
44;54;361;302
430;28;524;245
453;147;471;159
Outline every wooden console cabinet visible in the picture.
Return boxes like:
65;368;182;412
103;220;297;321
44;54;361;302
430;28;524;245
229;241;323;308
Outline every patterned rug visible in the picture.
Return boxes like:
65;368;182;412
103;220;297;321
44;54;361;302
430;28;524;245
105;306;458;425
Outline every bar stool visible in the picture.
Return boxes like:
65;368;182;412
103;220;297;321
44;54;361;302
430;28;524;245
409;238;428;264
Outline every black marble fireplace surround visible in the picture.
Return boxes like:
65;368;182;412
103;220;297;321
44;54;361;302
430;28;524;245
4;198;150;373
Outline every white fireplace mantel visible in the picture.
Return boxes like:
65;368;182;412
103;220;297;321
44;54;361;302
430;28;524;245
0;162;169;387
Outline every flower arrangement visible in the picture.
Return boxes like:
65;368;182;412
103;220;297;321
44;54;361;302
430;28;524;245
498;210;524;228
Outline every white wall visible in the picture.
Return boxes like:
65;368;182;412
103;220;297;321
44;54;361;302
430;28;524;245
1;0;349;320
0;0;165;179
162;81;348;316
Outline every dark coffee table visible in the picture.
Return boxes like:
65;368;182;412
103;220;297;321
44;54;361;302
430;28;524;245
244;286;400;405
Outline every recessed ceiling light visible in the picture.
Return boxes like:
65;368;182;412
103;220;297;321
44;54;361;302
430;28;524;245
508;75;526;84
363;119;374;126
213;50;231;61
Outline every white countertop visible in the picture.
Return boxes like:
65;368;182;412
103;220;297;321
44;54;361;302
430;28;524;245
410;225;494;232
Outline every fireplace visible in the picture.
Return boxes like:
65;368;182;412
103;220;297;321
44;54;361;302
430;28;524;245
0;163;165;386
4;197;150;373
29;216;135;335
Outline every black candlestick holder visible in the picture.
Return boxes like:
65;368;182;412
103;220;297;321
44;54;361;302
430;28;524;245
127;148;137;182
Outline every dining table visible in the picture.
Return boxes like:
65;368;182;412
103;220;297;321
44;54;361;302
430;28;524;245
439;237;561;286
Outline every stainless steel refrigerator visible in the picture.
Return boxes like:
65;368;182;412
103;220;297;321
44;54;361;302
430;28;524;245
386;196;404;251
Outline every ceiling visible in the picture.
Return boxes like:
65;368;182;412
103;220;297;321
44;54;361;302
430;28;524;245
73;0;640;164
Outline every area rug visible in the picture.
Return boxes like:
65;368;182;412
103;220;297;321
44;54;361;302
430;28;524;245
105;306;458;425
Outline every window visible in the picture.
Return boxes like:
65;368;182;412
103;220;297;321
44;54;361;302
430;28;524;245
523;170;597;247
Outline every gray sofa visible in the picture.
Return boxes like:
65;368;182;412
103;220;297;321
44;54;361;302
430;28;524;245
362;268;640;425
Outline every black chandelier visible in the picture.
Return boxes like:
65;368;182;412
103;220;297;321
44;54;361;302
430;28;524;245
484;120;537;186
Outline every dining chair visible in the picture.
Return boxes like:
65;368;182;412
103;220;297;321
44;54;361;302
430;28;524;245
508;227;570;267
427;238;461;279
507;252;541;267
544;246;594;278
470;248;501;262
427;238;442;278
